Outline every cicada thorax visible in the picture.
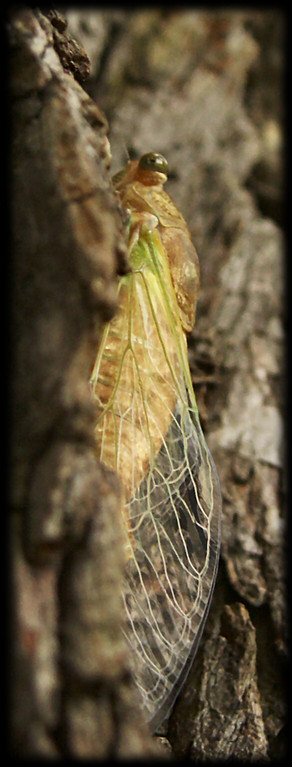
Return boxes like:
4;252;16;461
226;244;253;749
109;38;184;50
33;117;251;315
114;155;200;334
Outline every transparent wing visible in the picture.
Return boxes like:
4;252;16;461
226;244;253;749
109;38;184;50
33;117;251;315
124;385;221;731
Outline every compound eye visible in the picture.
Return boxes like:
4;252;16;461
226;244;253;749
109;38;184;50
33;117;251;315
139;152;168;175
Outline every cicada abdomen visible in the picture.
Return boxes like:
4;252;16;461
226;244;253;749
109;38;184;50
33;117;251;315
90;153;221;731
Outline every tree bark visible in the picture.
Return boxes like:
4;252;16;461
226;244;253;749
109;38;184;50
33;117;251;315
9;7;286;760
9;8;160;758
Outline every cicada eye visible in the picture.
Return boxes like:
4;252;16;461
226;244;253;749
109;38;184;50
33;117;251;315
139;152;168;175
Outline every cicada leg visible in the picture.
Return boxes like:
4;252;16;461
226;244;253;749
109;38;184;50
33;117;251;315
127;212;159;255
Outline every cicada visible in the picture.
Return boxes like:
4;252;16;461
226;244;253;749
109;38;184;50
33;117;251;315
90;152;221;732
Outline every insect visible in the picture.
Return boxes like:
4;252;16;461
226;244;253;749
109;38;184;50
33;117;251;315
90;152;221;732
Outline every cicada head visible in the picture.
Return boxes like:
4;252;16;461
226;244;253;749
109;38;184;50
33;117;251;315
113;152;168;190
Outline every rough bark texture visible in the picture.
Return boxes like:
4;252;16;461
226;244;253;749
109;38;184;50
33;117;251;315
10;7;285;761
9;8;160;759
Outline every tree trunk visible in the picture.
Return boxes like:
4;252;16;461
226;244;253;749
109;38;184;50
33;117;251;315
9;8;160;758
9;8;285;760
